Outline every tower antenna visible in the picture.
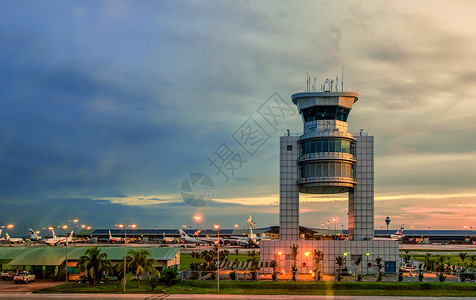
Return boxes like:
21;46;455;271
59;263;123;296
336;75;338;93
341;67;344;92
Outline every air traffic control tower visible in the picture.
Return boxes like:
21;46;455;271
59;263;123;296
260;80;399;276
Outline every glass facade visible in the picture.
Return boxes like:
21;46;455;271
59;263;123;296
301;105;351;122
300;162;354;179
301;138;355;155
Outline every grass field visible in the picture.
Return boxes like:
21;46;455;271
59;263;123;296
39;281;168;293
166;281;476;296
40;280;476;296
180;253;251;270
408;254;473;266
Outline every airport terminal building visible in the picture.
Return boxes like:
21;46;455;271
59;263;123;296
260;85;399;275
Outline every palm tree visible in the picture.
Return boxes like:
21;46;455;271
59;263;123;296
271;260;278;281
436;256;446;273
335;255;345;281
354;256;362;281
77;246;112;285
470;255;476;268
126;249;160;288
424;253;432;271
375;257;383;281
459;252;468;267
312;250;323;271
290;244;300;267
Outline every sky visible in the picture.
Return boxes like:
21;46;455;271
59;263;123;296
1;1;476;235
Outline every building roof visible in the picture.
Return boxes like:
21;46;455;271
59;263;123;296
6;246;180;266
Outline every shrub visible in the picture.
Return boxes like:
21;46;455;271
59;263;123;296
418;272;424;282
229;271;236;280
357;274;363;282
149;275;160;291
398;273;403;282
160;267;178;284
438;273;446;282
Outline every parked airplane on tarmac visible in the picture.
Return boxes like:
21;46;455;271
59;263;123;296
108;230;122;243
5;233;24;244
45;230;74;245
374;225;405;241
229;215;269;247
178;229;221;245
29;228;43;242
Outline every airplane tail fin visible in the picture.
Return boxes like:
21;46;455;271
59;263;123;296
0;229;2;236
109;230;112;239
6;233;10;240
52;229;57;238
29;228;40;239
70;231;74;238
179;229;189;238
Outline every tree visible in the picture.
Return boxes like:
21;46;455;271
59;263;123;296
76;246;112;286
126;249;160;288
470;255;476;268
271;260;278;281
424;253;432;271
290;244;300;267
312;249;323;273
459;252;468;267
353;256;362;281
436;256;446;273
335;255;345;281
375;257;383;281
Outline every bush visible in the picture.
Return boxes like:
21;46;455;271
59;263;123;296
377;272;383;282
398;273;403;282
160;267;178;284
149;275;160;291
419;272;424;282
272;272;278;281
229;271;236;280
357;274;363;282
438;273;446;282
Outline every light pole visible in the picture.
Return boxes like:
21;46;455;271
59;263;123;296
214;224;220;293
50;225;69;283
193;216;201;251
333;217;338;240
117;224;136;292
68;219;78;246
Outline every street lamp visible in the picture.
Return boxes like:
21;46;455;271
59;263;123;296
49;225;69;283
193;216;201;251
214;224;220;293
117;224;135;292
333;217;338;240
68;219;79;246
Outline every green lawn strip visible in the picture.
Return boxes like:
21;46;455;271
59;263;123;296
410;254;470;266
37;282;168;294
165;281;476;296
180;253;250;270
38;281;476;296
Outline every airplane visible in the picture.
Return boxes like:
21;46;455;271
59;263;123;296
29;228;43;242
178;229;221;245
108;230;122;243
374;225;405;241
45;230;73;245
5;233;24;244
228;215;270;247
0;229;4;241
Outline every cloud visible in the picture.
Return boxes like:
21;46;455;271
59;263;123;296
0;1;476;231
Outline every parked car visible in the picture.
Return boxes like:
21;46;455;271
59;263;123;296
0;270;15;280
13;271;36;284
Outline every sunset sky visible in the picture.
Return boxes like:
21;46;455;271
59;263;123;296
1;1;476;234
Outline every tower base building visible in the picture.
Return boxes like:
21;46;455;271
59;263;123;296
260;89;398;275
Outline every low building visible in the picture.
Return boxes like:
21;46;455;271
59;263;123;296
0;246;181;280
